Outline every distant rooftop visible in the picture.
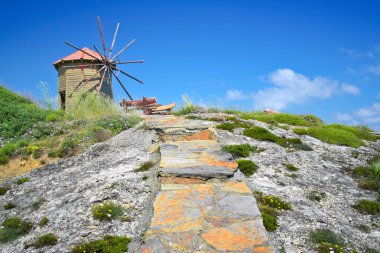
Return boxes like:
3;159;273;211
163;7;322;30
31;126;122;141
53;48;101;68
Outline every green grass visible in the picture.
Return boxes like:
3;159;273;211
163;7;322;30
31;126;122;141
71;235;131;253
0;85;52;141
216;121;251;132
307;190;327;202
243;127;287;147
222;144;257;158
4;202;16;210
353;199;380;215
352;156;380;192
294;124;377;148
240;112;323;127
32;197;46;210
71;93;119;120
309;229;345;246
135;161;154;172
92;201;125;221
39;217;49;228
172;94;199;115
25;233;58;249
0;186;10;195
16;177;30;185
237;160;257;176
0;217;33;243
285;164;299;172
0;86;141;168
261;212;278;232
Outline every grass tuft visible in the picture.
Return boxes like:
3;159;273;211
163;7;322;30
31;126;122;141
16;177;30;185
0;217;33;243
237;160;257;176
353;199;380;215
25;233;58;249
32;197;46;210
285;164;299;172
39;217;49;228
71;235;131;253
240;112;322;127
92;201;125;221
0;186;10;195
135;161;154;172
222;144;257;158
4;202;16;210
309;229;345;246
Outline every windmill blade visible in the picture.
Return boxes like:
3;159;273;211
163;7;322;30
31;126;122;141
97;16;107;57
110;69;133;100
93;45;106;61
70;65;106;95
111;39;136;61
112;66;143;84
107;65;114;99
96;67;107;95
109;21;120;58
64;41;102;61
116;60;144;64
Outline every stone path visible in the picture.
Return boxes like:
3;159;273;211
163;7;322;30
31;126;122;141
139;115;273;253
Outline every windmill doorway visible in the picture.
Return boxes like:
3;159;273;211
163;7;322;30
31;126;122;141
59;91;66;110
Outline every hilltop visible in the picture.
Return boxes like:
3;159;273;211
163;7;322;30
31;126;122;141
0;87;379;252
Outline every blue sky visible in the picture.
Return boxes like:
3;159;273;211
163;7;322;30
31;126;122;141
1;0;380;129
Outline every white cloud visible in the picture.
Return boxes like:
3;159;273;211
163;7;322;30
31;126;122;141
367;65;380;75
226;89;249;101
248;68;355;111
341;84;360;95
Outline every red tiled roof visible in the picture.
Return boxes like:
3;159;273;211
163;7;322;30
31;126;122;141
53;47;102;67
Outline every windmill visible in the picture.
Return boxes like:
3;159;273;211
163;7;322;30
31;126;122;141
55;16;143;107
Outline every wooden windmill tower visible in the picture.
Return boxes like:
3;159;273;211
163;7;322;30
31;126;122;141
53;16;143;111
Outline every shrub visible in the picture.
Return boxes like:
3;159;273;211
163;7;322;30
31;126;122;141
222;144;257;158
254;191;291;232
261;212;277;232
285;164;299;172
237;160;257;176
25;233;58;249
59;137;78;158
26;145;42;159
48;150;60;158
353;199;380;215
0;186;10;195
309;229;345;246
16;177;30;185
0;217;33;243
307;190;327;201
92;201;125;221
32;197;46;210
254;192;291;210
39;217;49;227
4;202;16;210
71;235;131;253
317;243;345;253
135;161;154;172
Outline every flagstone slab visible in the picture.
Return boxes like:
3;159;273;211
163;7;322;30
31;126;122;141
140;183;272;253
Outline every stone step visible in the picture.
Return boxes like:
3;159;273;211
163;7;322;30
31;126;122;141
139;182;273;253
159;141;237;180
